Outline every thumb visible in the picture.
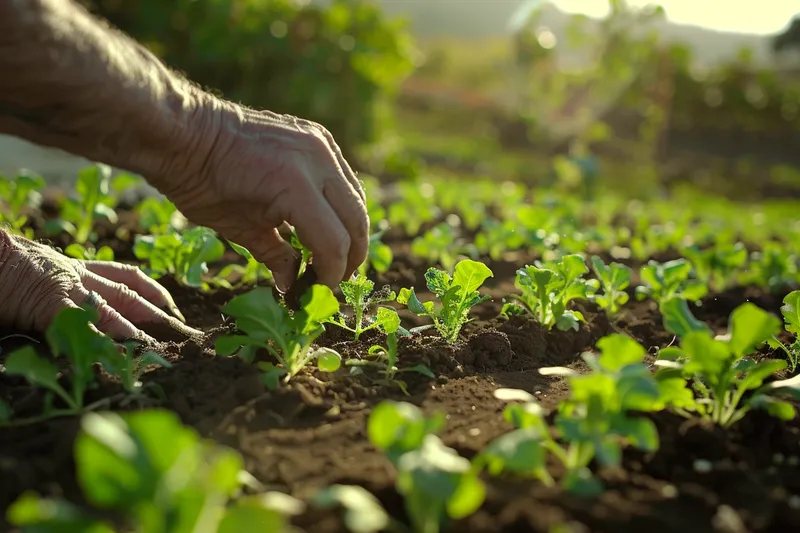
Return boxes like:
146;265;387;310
238;228;298;292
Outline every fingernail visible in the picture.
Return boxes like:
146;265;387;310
170;305;186;323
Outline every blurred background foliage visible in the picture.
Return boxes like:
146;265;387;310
80;0;416;161
67;0;800;200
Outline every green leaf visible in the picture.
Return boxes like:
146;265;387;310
312;485;390;533
4;347;62;395
214;335;254;357
728;303;782;357
316;348;342;372
660;297;710;337
64;243;88;260
0;399;12;423
7;492;113;533
596;334;646;371
374;307;401;334
367;401;443;461
447;472;485;519
398;288;429;316
94;246;115;262
452;259;493;296
739;359;787;391
300;284;340;328
218;493;303;533
477;427;548;477
781;291;800;335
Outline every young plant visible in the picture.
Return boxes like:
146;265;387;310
743;244;798;293
681;242;748;293
0;169;45;237
479;335;670;495
346;311;435;395
134;195;185;234
216;241;273;288
635;258;708;305
45;165;140;244
768;290;800;372
96;342;172;395
133;226;225;289
7;410;303;533
359;227;394;276
410;222;476;272
656;301;800;427
367;400;485;533
328;274;397;341
502;254;594;331
312;485;395;533
64;243;115;262
589;256;631;316
397;259;493;343
215;285;342;388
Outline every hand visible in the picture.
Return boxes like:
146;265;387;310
0;230;201;341
155;101;370;291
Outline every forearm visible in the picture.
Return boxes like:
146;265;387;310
0;0;217;186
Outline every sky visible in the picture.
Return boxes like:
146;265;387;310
553;0;797;35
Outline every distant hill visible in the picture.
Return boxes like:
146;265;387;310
313;0;778;67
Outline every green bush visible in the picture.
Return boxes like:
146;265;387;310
83;0;416;158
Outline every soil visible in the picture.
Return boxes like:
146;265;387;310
1;205;799;533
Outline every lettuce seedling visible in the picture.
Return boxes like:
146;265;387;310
397;259;493;343
45;165;139;244
589;256;631;316
768;290;800;372
359;228;394;276
656;302;800;427
312;485;394;533
635;258;708;305
134;196;185;234
474;218;525;261
133;226;225;289
346;311;434;395
329;274;397;340
0;169;45;237
411;222;476;273
215;285;342;388
479;335;669;496
503;254;594;331
744;244;798;293
64;243;115;262
681;242;748;292
7;410;303;533
367;401;485;532
215;241;273;288
2;307;170;425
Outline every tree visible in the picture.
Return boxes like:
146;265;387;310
773;16;800;54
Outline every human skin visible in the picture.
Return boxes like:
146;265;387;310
0;0;369;339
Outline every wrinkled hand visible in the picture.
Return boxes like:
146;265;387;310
156;101;369;291
0;230;200;341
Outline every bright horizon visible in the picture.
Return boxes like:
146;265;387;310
554;0;797;35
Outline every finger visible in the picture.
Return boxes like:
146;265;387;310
323;177;370;280
81;261;186;322
286;187;350;288
67;284;155;343
80;270;202;339
314;125;366;204
235;227;298;293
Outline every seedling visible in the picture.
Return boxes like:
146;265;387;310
64;243;115;262
216;241;273;288
397;259;493;343
7;410;303;533
329;274;397;341
411;222;476;272
1;306;169;424
133;226;225;289
0;169;45;237
502;254;595;331
359;228;394;276
45;165;140;244
635;258;708;305
744;244;798;293
589;256;631;316
768;290;800;372
367;401;485;533
312;485;395;533
134;196;184;234
681;242;748;292
346;309;434;394
479;335;668;496
215;285;342;388
656;302;800;427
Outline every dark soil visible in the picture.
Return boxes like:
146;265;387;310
1;212;799;533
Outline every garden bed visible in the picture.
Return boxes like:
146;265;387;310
1;176;800;533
